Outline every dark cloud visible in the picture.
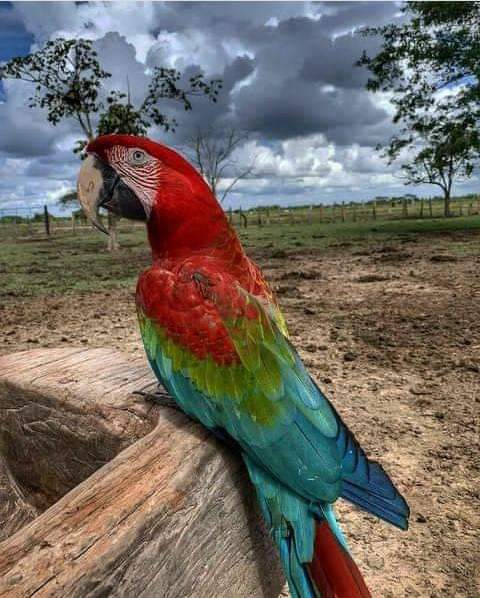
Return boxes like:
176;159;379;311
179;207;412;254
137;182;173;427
151;2;309;34
309;1;402;35
233;76;386;142
2;2;400;153
145;3;396;149
299;33;381;89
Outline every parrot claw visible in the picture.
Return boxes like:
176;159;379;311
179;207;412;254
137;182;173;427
133;383;182;411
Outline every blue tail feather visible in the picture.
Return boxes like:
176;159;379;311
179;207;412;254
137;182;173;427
341;459;410;530
325;389;410;530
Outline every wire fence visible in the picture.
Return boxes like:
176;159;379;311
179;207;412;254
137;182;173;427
0;205;144;241
226;196;480;228
1;196;479;241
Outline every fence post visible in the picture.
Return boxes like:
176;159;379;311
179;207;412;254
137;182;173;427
44;205;50;237
27;208;33;235
420;198;424;218
71;213;76;234
353;203;357;222
319;205;324;223
228;208;233;225
257;209;262;227
372;201;377;221
402;198;408;218
459;201;463;216
341;201;345;222
428;197;433;218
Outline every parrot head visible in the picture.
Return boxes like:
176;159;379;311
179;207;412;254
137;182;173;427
77;134;219;239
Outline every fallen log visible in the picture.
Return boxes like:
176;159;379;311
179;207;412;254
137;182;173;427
0;348;160;534
0;348;283;597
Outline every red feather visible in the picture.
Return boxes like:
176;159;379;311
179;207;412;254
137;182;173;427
308;522;372;598
136;255;273;365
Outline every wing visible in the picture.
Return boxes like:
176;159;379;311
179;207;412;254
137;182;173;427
136;260;408;525
136;262;344;503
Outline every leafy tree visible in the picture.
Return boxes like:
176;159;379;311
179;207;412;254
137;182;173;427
0;37;221;145
1;37;222;246
358;2;480;216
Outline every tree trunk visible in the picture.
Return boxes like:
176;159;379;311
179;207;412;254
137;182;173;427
108;212;120;252
0;348;283;597
444;191;452;217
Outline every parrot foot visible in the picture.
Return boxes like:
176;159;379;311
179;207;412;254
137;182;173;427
133;383;181;411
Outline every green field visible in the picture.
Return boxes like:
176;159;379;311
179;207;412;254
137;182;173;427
1;214;480;299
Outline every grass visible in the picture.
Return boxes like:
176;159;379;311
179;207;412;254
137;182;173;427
239;214;480;249
0;229;150;298
1;215;479;299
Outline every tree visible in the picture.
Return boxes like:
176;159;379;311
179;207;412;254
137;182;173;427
182;126;256;203
358;2;480;216
387;117;478;216
1;38;222;246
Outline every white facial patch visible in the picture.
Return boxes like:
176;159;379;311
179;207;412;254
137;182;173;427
105;145;163;218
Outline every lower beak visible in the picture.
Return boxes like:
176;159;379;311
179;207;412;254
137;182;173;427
77;155;147;235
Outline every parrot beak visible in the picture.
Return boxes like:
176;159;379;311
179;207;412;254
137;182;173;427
77;154;147;235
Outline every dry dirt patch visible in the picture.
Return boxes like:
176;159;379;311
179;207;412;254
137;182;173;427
1;231;479;597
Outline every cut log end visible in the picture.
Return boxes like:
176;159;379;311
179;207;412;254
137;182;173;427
0;348;284;597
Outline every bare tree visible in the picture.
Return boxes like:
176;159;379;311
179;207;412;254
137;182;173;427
182;127;256;203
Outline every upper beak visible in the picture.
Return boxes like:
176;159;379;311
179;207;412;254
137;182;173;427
77;155;109;234
77;154;147;235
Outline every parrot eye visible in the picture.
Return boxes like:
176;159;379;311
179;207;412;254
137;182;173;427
129;149;149;166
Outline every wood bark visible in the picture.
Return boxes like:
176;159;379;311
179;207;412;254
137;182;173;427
0;348;158;526
0;348;283;597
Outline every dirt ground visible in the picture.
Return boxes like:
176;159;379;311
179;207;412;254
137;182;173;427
1;229;479;597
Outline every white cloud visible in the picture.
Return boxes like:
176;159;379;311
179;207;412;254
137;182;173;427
148;30;231;74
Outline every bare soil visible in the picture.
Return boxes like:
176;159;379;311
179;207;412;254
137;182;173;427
1;230;479;597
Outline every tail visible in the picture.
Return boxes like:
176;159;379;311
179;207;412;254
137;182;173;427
244;454;371;598
308;517;371;598
334;413;410;530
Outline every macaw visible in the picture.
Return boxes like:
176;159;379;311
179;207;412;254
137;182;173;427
77;134;409;598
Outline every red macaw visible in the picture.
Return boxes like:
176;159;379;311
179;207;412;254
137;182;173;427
77;134;409;598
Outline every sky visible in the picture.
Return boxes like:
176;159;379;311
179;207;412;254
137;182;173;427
0;0;478;214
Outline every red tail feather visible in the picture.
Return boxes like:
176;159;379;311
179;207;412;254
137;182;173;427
308;521;372;598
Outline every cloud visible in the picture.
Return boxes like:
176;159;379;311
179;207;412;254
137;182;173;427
0;1;478;210
0;79;71;158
